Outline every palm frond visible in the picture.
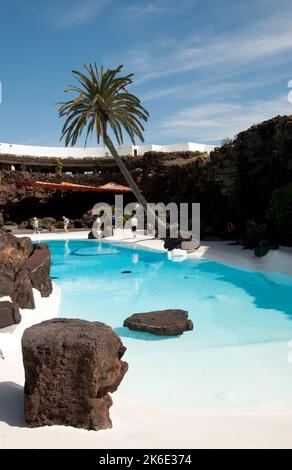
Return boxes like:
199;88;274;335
58;64;149;148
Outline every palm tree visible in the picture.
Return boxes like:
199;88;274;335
58;64;163;230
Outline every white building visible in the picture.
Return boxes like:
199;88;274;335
0;141;214;159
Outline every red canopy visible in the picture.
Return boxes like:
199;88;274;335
15;180;132;193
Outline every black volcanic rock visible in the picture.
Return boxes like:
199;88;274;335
11;268;35;310
0;265;15;297
0;230;53;314
124;309;193;336
22;318;128;430
27;244;52;297
0;301;21;329
0;230;29;270
164;238;183;251
17;237;33;257
0;230;35;309
164;236;200;252
254;246;270;258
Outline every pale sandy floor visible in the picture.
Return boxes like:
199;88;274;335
1;231;292;448
1;401;292;449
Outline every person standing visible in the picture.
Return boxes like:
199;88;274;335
63;216;69;232
112;212;116;229
33;217;40;234
130;212;138;238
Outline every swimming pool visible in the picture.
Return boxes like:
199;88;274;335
47;239;292;412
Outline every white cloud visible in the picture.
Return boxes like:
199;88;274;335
129;10;292;84
155;96;292;143
141;72;290;102
46;0;107;28
123;5;292;144
125;3;161;17
122;0;194;19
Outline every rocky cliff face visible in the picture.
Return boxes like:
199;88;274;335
1;115;292;243
138;115;292;241
208;115;292;236
0;230;53;328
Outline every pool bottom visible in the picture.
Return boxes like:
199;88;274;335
48;239;292;412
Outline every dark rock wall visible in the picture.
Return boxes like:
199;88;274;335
0;171;134;223
1;115;292;242
0;230;53;321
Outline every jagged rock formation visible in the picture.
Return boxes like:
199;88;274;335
22;318;128;430
0;229;53;323
0;300;21;329
0;230;34;307
12;267;35;309
26;244;52;297
208;115;292;240
124;309;193;336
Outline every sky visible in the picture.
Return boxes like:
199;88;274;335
0;0;292;146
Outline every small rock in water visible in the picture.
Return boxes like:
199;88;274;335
121;270;132;274
124;309;193;336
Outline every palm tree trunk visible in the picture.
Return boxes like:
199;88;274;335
103;133;148;209
103;131;167;235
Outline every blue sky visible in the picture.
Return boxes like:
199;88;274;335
0;0;292;146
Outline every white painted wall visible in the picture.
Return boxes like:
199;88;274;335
0;141;214;159
162;142;214;153
0;142;110;159
136;144;162;154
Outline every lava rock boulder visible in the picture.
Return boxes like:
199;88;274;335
26;244;52;297
0;301;21;329
11;268;35;310
0;229;35;309
22;318;128;430
124;309;193;336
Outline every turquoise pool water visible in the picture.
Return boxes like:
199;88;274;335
47;239;292;411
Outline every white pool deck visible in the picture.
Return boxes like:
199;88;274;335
1;230;292;448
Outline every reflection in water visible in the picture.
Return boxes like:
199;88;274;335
114;326;178;342
65;240;70;256
132;253;139;264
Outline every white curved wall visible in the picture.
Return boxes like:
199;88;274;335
0;141;214;159
0;142;109;159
